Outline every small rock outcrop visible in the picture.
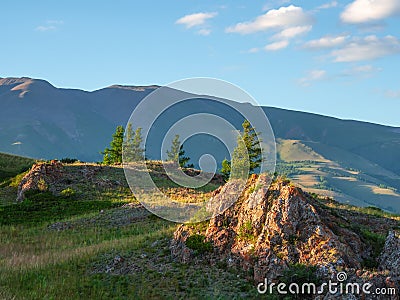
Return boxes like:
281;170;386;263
16;161;122;202
17;161;64;202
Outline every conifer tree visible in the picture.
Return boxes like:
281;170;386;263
131;127;144;161
166;134;181;161
179;145;193;168
166;134;193;168
220;158;231;181
103;125;125;164
219;119;262;180
242;120;262;172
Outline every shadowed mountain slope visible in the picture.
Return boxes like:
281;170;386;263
1;77;399;211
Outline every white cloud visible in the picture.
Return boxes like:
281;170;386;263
197;29;212;36
332;35;400;62
265;40;289;51
298;69;327;86
248;47;261;53
352;64;379;73
317;1;338;10
303;34;349;50
341;0;400;24
36;25;56;32
385;89;400;98
272;25;312;40
35;20;63;32
226;5;312;34
176;12;217;28
342;64;382;77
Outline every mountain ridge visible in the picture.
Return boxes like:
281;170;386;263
1;76;399;128
1;76;400;212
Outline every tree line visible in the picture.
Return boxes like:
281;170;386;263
102;120;262;181
102;124;192;168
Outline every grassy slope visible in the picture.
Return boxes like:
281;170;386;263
0;152;35;183
0;162;260;300
0;157;399;299
0;152;36;206
276;139;400;213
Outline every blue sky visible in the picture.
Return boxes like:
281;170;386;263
1;0;400;126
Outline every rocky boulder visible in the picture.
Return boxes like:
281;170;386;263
171;175;376;282
15;161;123;202
16;161;64;202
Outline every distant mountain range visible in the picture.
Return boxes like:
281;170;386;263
1;77;400;212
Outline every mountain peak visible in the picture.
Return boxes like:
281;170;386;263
0;77;33;86
0;77;54;87
106;84;160;91
0;77;55;98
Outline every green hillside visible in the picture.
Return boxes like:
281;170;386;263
0;160;260;299
276;139;400;213
0;152;35;183
0;156;399;299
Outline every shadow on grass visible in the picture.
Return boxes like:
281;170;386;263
0;190;120;226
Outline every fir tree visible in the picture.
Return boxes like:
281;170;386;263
131;127;144;161
124;125;144;162
166;134;193;168
103;125;125;164
219;119;262;179
166;134;181;162
242;119;262;172
220;158;231;181
179;144;193;168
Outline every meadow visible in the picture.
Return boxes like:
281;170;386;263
0;155;260;299
1;154;399;299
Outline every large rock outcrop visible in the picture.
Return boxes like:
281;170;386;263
171;175;400;299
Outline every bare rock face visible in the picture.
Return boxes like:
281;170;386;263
170;225;194;264
172;175;374;278
16;161;64;202
220;176;362;281
379;231;400;278
171;175;400;298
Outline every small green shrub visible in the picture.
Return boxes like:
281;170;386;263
37;178;48;191
60;158;79;164
365;206;383;212
185;234;212;254
281;263;320;289
276;252;285;259
360;229;386;269
248;183;263;194
238;221;255;242
60;187;76;198
288;234;298;245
